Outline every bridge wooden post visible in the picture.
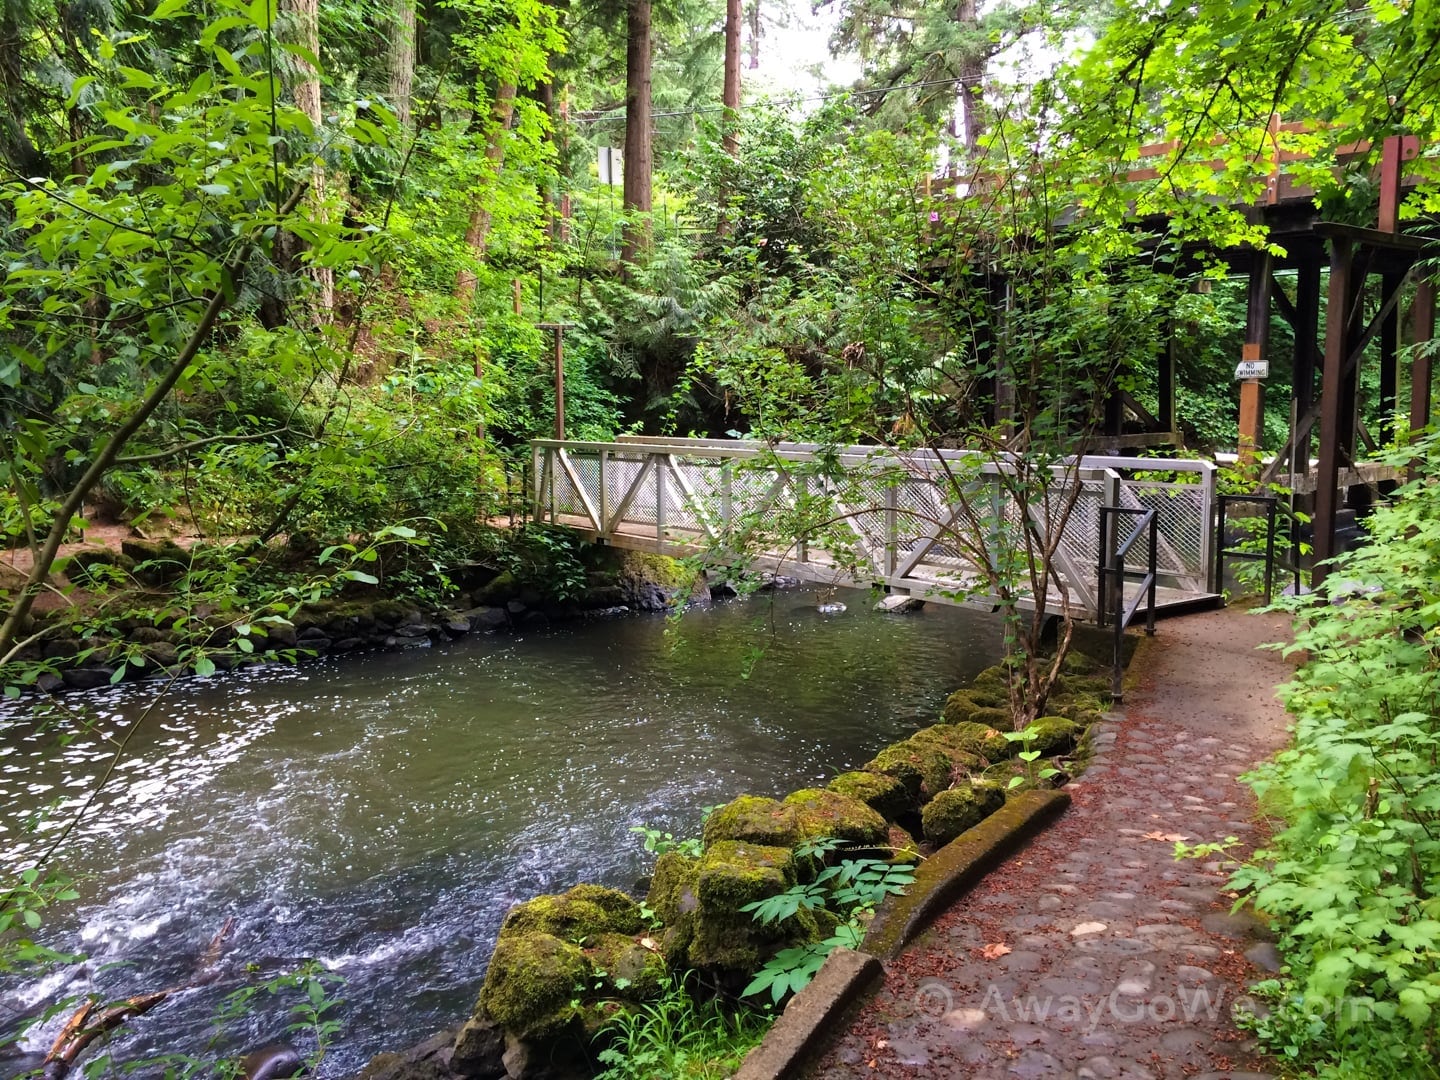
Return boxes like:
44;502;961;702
1292;261;1322;481
1411;279;1436;479
883;481;898;577
599;449;610;533
1238;252;1273;466
1313;237;1355;585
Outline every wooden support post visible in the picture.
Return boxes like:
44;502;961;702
536;322;572;441
1238;253;1273;466
1378;134;1405;234
1380;272;1402;443
1411;280;1436;464
1313;237;1355;584
512;278;522;315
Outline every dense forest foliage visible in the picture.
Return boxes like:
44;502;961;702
2;0;1440;1072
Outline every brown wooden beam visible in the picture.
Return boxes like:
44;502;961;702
1412;280;1435;455
1238;253;1273;465
1313;237;1354;584
1380;271;1402;442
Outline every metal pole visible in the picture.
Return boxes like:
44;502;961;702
552;328;565;441
1264;498;1277;605
1146;515;1158;636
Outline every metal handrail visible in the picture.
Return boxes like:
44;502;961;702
1213;494;1281;603
1097;506;1159;702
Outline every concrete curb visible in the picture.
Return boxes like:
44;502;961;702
733;948;883;1080
733;789;1072;1080
863;787;1072;959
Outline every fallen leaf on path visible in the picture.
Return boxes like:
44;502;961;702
1143;831;1188;842
980;942;1011;959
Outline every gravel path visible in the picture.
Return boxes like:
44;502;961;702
810;606;1297;1080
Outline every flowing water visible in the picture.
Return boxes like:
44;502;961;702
0;589;1002;1077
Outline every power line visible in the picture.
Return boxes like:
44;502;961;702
571;74;983;125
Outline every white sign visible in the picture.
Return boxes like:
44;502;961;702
597;147;624;187
1235;360;1269;380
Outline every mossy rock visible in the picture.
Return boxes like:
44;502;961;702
886;824;921;865
617;550;694;590
472;571;518;605
1061;649;1100;675
63;547;137;587
702;795;800;849
500;884;643;941
695;840;795;911
1027;716;1081;755
920;783;1007;846
971;666;1013;697
911;724;999;768
941;690;988;725
782;788;888;846
583;933;668;1002
119;538;190;586
981;758;1058;792
827;770;911;822
864;741;953;804
940;721;1015;760
645;851;699;926
476;931;588;1040
970;706;1013;732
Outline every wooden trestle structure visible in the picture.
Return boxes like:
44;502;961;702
1072;129;1435;585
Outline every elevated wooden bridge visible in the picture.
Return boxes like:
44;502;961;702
532;436;1223;623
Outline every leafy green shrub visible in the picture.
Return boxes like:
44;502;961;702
1230;434;1440;1076
594;975;769;1080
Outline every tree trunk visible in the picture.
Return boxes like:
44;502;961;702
722;0;742;155
388;0;416;130
955;0;985;156
621;0;653;265
746;0;760;69
284;0;334;317
454;81;517;310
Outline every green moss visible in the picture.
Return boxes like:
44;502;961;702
583;933;668;1002
618;551;694;590
500;884;643;941
864;742;954;804
910;724;997;768
695;841;795;910
1028;716;1081;755
971;666;1012;697
472;571;518;605
1061;650;1100;675
827;771;911;822
941;690;988;724
702;795;800;849
782;788;888;845
886;824;921;865
645;852;699;926
477;931;588;1040
920;783;1007;846
970;706;1013;732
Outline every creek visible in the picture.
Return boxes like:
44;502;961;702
0;588;1001;1077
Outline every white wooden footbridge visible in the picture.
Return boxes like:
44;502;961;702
531;436;1223;622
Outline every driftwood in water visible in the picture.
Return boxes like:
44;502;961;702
43;992;171;1079
42;917;242;1080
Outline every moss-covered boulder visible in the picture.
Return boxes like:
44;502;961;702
937;721;1011;760
685;841;820;975
827;770;911;822
886;824;921;865
500;884;643;941
971;665;1013;698
584;933;667;1001
63;547;137;587
970;706;1013;731
909;724;995;769
476;932;589;1041
646;851;700;926
783;788;888;845
120;538;190;586
921;783;1007;846
1061;649;1100;675
863;741;953;804
941;690;987;725
1027;716;1081;755
702;795;800;849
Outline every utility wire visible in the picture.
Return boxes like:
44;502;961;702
571;74;984;125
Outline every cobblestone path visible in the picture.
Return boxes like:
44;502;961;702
811;607;1296;1080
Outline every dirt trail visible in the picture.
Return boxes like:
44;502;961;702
812;606;1296;1080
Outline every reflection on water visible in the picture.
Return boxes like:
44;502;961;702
0;589;1001;1076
